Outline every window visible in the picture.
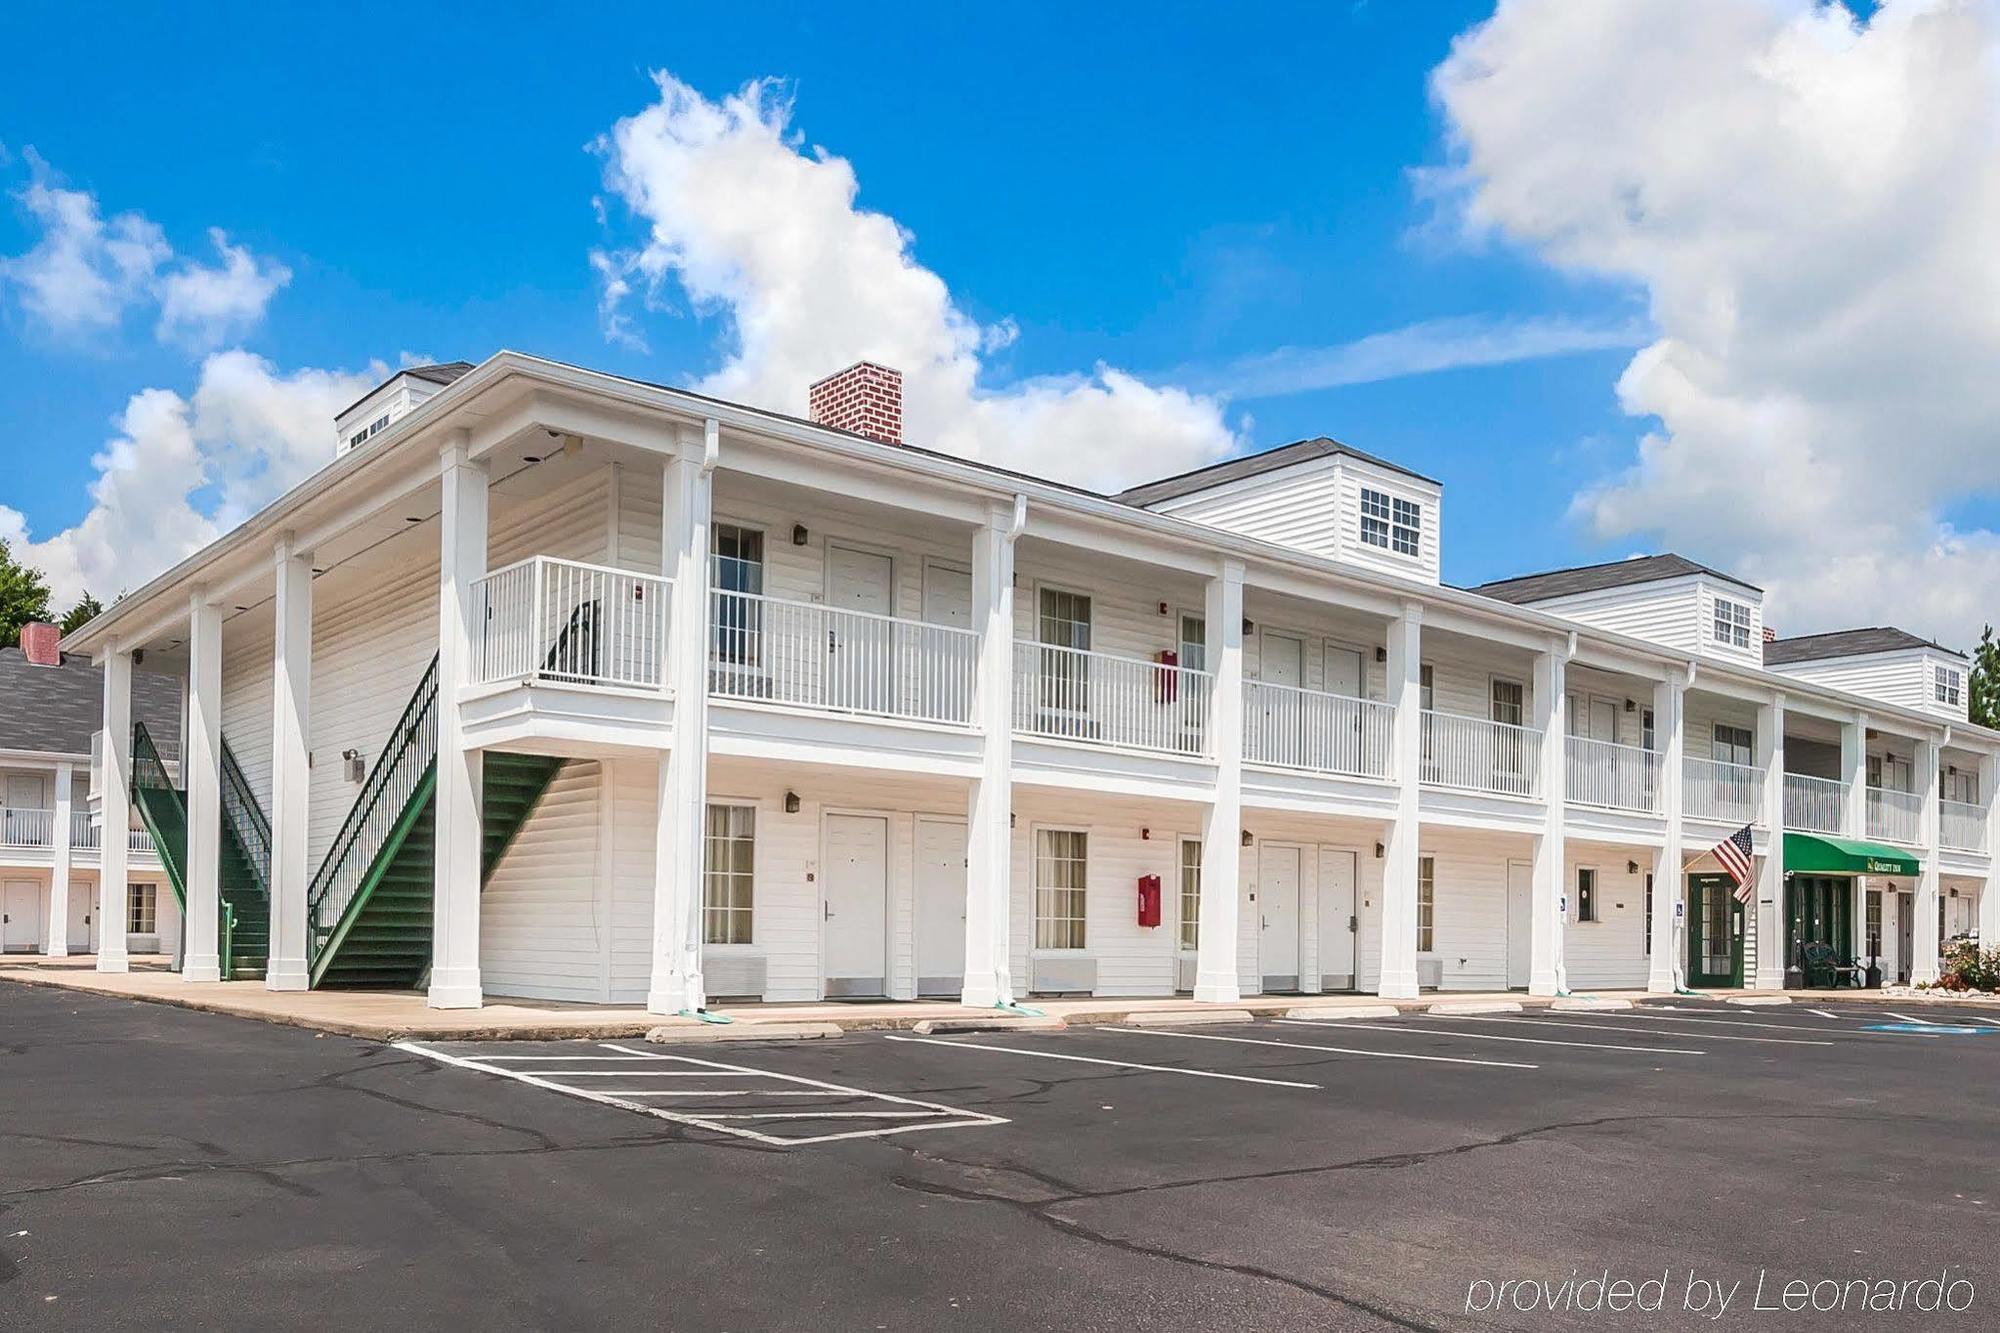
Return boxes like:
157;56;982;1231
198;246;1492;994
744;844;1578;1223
1035;829;1088;950
710;525;766;668
1576;868;1598;923
1644;874;1653;955
702;804;756;944
1178;613;1206;674
1865;889;1883;958
126;882;156;934
1945;767;1981;805
1419;664;1435;712
1870;754;1912;793
345;414;391;451
1642;708;1656;752
1036;589;1094;724
1359;487;1421;556
1416;855;1436;953
1712;597;1753;649
1178;838;1202;952
1936;665;1963;706
1712;723;1754;767
1490;679;1525;727
1038;588;1091;651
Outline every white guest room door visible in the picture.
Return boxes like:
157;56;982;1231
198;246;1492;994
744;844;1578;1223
2;880;41;952
1259;844;1302;990
69;880;94;951
826;546;896;712
822;814;890;996
1319;849;1357;987
921;563;973;719
915;817;968;996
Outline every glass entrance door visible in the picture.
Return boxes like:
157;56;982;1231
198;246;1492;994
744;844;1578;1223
1686;874;1744;988
1784;875;1855;981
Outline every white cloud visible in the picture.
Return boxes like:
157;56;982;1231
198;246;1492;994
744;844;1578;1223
155;228;292;350
1195;313;1647;400
1433;0;2000;648
591;74;1238;492
2;153;287;348
0;351;381;603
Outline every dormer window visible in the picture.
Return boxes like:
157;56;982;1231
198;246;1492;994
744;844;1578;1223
1361;488;1421;557
1712;597;1752;649
1936;665;1962;706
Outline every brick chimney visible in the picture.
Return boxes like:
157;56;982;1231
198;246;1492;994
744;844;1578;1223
20;621;60;667
1762;625;1777;644
808;362;902;446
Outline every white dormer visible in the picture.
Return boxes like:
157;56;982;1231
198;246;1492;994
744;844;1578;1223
1472;553;1766;668
1765;629;1970;722
333;362;474;457
1116;438;1443;585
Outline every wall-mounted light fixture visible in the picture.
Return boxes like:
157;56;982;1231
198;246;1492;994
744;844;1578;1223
792;523;809;546
1240;829;1253;847
1624;698;1636;713
1242;618;1255;635
783;790;800;814
342;748;366;783
1374;841;1385;858
1158;601;1170;616
1627;859;1640;875
1375;646;1388;663
1140;827;1151;840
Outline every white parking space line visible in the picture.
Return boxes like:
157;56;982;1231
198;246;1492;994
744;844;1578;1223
395;1041;1008;1146
1573;1010;1852;1035
1808;1009;1842;1019
1106;1026;1539;1070
1884;1011;1927;1023
1275;1019;1704;1056
880;1034;1323;1087
1437;1015;1835;1047
1963;1016;2000;1028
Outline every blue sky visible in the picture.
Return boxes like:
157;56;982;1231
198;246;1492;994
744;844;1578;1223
0;2;1856;615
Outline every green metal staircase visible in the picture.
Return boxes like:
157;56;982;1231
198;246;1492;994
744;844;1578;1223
307;655;563;989
130;723;273;979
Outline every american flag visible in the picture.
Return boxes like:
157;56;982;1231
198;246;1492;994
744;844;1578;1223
1711;825;1756;902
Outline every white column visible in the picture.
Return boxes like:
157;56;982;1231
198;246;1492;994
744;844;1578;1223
429;438;488;1009
1194;560;1245;1004
1648;672;1684;992
1378;602;1422;1000
1529;641;1568;996
648;430;714;1015
1839;712;1867;839
47;760;73;956
182;592;224;982
266;539;313;991
1979;752;2000;946
1911;733;1942;985
97;647;133;972
962;499;1020;1009
1753;694;1787;989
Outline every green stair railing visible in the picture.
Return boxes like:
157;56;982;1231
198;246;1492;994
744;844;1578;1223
131;722;188;906
306;655;440;978
219;740;272;897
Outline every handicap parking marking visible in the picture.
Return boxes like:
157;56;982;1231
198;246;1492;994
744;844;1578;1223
1439;1015;1836;1047
1277;1018;1705;1056
1862;1021;2000;1037
394;1040;1009;1147
1103;1025;1539;1070
879;1033;1323;1088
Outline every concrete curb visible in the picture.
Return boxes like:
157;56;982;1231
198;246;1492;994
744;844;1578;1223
1120;1008;1256;1027
1729;995;1794;1006
646;1022;843;1043
1428;1000;1523;1015
911;1016;1067;1035
1287;1004;1399;1020
1552;997;1632;1011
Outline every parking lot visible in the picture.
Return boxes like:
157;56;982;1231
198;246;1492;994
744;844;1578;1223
6;980;1998;1330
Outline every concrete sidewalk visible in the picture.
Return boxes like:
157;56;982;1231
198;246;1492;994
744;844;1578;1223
0;960;1825;1041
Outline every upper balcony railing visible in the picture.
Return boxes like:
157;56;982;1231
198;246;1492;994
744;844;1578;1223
1941;799;1990;854
1866;785;1923;846
1243;681;1394;780
1565;735;1662;814
473;555;671;691
1685;757;1762;825
1420;711;1540;798
710;589;979;726
71;811;98;849
1013;641;1209;756
1783;772;1846;834
1;806;54;848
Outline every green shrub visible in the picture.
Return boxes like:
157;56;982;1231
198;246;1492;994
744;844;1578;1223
1931;940;2000;992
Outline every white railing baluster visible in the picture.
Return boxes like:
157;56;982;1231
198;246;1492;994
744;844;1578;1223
1865;786;1924;845
469;555;672;691
1564;734;1663;813
1012;641;1209;755
1417;710;1543;798
1782;772;1847;834
1684;756;1763;824
1941;799;1990;853
0;806;55;848
1241;680;1394;779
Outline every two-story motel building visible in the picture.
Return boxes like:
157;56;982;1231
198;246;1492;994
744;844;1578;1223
54;353;2000;1010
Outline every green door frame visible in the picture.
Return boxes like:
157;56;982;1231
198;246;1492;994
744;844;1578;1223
1686;873;1744;988
1783;874;1856;981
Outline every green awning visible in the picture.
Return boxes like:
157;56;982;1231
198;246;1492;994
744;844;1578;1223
1783;833;1920;877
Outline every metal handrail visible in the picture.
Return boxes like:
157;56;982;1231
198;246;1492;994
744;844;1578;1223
219;739;271;896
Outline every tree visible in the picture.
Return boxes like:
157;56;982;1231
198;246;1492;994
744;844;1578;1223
1971;624;2000;729
59;592;104;636
0;540;53;648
